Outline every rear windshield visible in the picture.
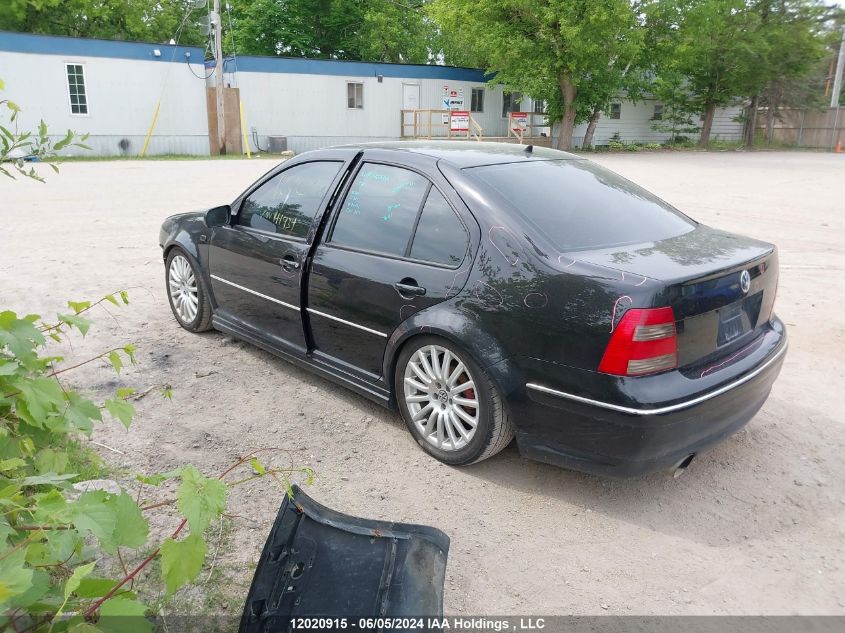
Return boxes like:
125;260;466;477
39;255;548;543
465;160;695;251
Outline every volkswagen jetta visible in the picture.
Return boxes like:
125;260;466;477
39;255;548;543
159;142;787;476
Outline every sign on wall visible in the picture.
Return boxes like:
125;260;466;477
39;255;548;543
442;85;465;125
450;111;470;132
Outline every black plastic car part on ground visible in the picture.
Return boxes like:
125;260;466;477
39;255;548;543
160;142;787;476
238;486;449;633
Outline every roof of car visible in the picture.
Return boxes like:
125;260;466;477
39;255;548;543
329;141;583;168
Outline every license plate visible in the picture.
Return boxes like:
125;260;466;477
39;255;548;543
717;302;746;346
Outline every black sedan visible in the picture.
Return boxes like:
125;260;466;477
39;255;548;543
159;142;787;477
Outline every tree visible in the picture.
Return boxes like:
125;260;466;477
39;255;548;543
0;0;204;45
578;63;649;148
748;0;835;147
227;0;435;63
429;0;644;150
647;0;765;147
357;0;435;63
650;71;702;144
646;0;835;148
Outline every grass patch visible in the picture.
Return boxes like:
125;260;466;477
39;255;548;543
706;139;744;151
66;438;112;482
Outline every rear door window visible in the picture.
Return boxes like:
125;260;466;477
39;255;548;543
238;161;342;239
410;189;468;267
330;163;429;257
466;159;695;251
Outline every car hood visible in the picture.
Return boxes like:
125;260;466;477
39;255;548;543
239;486;449;631
163;209;207;225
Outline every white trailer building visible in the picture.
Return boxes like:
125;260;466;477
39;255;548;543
0;31;743;156
0;31;210;156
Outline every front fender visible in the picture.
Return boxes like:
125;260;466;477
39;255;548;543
383;303;523;406
159;212;216;305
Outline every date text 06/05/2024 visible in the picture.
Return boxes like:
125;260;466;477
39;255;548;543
290;617;547;631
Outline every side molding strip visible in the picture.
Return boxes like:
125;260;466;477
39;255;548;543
210;275;299;312
526;342;788;416
306;308;388;338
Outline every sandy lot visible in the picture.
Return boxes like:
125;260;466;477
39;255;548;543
1;150;843;616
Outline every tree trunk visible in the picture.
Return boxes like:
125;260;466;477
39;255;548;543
765;106;776;146
554;74;577;151
744;95;759;149
582;107;601;149
698;102;717;148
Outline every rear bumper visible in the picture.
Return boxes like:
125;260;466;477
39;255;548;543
510;332;787;477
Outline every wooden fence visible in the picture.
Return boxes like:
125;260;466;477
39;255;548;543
755;107;845;149
400;110;483;140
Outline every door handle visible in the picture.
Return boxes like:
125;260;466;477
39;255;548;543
394;280;426;297
281;255;300;271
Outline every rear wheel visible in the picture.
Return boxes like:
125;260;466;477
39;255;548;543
165;248;213;332
395;336;514;465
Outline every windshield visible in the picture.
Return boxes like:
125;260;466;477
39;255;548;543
465;159;696;252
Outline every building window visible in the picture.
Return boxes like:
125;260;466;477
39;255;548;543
471;88;484;113
66;64;88;115
532;99;547;114
652;104;663;121
502;91;522;117
608;103;621;120
347;82;363;109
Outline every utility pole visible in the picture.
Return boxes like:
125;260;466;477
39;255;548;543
213;0;226;154
831;25;845;109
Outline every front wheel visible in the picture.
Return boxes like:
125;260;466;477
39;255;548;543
395;336;514;465
165;248;213;332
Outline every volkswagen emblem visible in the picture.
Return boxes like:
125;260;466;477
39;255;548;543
740;270;751;294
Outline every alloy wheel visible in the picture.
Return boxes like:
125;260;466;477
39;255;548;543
403;344;479;451
168;254;199;324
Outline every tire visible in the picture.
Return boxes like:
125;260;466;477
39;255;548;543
165;248;213;332
395;335;514;465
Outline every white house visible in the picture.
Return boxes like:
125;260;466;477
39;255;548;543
0;31;743;156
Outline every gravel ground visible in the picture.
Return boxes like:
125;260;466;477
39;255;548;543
1;150;843;616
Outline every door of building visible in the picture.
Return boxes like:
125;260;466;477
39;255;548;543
403;83;420;110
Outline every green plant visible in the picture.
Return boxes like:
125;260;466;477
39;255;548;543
608;140;626;150
0;78;90;181
0;294;312;631
643;143;662;150
624;143;641;151
707;138;743;151
664;136;696;149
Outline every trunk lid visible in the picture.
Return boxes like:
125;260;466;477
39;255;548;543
578;225;779;372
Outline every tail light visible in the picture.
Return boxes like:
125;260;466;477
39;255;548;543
599;307;678;376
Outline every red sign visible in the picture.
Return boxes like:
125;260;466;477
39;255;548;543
511;112;529;131
450;110;470;132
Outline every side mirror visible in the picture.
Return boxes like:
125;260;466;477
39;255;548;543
205;205;230;228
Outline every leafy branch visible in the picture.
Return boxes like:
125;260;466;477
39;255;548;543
0;78;90;182
0;293;311;632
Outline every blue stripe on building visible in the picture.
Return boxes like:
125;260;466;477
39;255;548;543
0;31;490;82
0;31;204;64
223;56;489;82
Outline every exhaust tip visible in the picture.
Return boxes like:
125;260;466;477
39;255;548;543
672;454;696;478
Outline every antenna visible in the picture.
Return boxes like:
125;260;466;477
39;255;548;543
524;144;533;153
197;14;211;36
